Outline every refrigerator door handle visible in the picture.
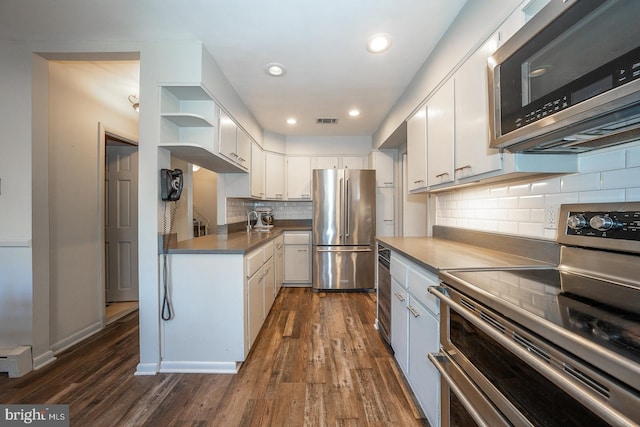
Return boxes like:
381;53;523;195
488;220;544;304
339;177;344;240
315;247;372;252
345;178;350;238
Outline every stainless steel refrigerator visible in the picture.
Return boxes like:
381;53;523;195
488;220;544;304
312;169;376;290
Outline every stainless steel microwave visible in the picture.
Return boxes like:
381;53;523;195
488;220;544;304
488;0;640;153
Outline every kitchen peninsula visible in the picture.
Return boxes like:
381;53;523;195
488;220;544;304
160;223;310;373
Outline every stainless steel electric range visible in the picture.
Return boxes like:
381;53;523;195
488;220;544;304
429;202;640;427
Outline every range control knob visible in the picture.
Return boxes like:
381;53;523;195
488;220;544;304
567;214;588;230
589;215;617;231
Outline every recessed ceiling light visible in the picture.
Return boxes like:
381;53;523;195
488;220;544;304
367;33;392;54
287;118;297;125
349;109;360;117
265;62;286;77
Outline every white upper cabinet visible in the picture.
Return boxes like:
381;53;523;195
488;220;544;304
407;106;428;192
265;151;285;200
287;156;312;200
225;140;264;199
427;78;455;187
454;33;502;181
250;142;264;199
311;156;366;170
236;128;252;171
218;110;250;172
312;156;339;169
341;156;366;170
218;110;238;162
368;150;396;187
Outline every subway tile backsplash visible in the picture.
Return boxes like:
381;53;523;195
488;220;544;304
226;199;313;225
436;143;640;240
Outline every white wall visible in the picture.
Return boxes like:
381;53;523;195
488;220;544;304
0;41;36;353
47;61;139;351
436;143;640;239
193;168;218;235
286;135;372;155
263;130;286;153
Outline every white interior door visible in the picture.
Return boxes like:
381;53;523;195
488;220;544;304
105;144;139;302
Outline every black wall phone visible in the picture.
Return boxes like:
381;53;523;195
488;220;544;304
161;168;183;201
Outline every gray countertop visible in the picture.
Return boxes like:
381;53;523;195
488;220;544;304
376;236;555;275
167;225;312;254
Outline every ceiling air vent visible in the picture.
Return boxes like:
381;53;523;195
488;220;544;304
316;117;339;125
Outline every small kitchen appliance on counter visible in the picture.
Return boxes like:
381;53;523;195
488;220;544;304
255;207;274;230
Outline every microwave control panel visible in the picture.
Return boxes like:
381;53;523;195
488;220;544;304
509;46;640;133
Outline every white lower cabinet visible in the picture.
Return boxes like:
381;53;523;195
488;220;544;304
283;231;312;285
390;252;440;426
247;263;265;349
408;296;440;427
391;279;409;375
263;255;275;316
274;235;284;294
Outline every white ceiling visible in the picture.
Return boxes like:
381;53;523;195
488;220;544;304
0;0;467;138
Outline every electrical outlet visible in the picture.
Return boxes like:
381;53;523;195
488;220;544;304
544;205;558;229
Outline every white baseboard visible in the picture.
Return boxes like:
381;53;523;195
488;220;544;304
159;360;241;374
32;350;56;370
135;362;160;376
50;320;102;355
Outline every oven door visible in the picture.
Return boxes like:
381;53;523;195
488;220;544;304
430;285;635;427
428;352;509;427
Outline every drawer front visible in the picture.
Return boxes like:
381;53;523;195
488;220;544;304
390;253;409;288
246;248;264;278
408;267;439;315
263;241;275;260
284;232;310;245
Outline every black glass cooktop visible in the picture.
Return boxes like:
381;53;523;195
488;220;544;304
444;268;640;365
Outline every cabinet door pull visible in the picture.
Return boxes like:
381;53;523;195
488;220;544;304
394;292;406;302
413;179;424;184
384;181;393;185
407;306;420;317
230;152;238;158
435;172;449;178
454;165;471;172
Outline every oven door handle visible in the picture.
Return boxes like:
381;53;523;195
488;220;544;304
428;352;511;427
429;285;639;427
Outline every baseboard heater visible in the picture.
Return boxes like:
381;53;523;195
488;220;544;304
0;346;32;377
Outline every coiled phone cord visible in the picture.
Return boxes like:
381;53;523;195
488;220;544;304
162;201;178;321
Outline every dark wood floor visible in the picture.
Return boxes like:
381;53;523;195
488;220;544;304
0;288;428;426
